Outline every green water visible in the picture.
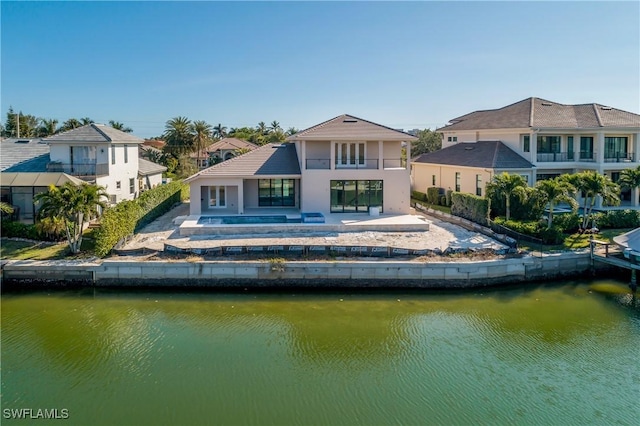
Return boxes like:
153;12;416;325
2;280;639;425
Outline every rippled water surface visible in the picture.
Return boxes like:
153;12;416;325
2;280;639;425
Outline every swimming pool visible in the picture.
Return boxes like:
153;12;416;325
198;215;302;225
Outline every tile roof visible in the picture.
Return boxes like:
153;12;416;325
138;158;167;176
0;172;85;187
438;97;640;131
287;114;418;141
185;143;301;181
412;141;534;169
188;138;258;159
45;123;143;144
0;138;51;171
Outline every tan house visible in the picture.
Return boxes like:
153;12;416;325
417;97;640;208
190;138;259;169
185;114;417;216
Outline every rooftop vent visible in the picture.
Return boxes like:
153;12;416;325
541;102;553;106
600;106;612;110
16;139;30;144
343;119;358;123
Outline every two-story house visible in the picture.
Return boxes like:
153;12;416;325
412;98;640;208
185;114;417;216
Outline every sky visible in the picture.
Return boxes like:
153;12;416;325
1;1;639;139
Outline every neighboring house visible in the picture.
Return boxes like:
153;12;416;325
414;97;640;208
185;114;417;216
0;125;166;223
412;141;534;197
189;138;259;169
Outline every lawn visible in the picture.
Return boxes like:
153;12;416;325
412;199;452;214
519;228;632;252
1;234;96;260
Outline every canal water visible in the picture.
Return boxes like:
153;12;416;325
2;279;638;425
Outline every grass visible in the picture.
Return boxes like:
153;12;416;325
1;231;97;260
519;228;632;252
411;199;452;214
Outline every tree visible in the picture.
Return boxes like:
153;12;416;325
269;121;281;133
80;117;94;125
108;120;133;133
163;116;194;157
0;202;14;214
486;173;528;221
34;183;107;254
38;118;59;137
535;177;578;228
286;127;299;136
256;121;268;135
411;129;442;157
619;165;640;194
191;120;213;169
213;123;227;139
60;118;82;132
566;171;620;231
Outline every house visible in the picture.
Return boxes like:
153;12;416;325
185;114;417;216
189;138;259;169
0;125;166;223
413;97;640;208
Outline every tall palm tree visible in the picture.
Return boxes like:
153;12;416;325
256;121;268;135
536;177;578;228
34;183;108;253
60;118;82;132
108;120;133;133
191;120;213;169
163;116;194;158
566;171;620;231
286;127;299;136
0;201;14;215
269;121;281;133
486;172;528;221
213;123;227;139
619;166;640;198
37;118;59;137
80;117;94;125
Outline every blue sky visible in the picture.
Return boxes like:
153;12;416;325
2;1;639;138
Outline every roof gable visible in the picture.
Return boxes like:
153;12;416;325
287;114;418;141
0;138;51;171
413;141;533;169
185;143;301;181
45;124;143;144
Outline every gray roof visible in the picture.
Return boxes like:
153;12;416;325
438;97;640;131
412;141;534;169
287;114;418;141
185;143;301;181
138;158;167;176
0;172;85;187
0;138;51;171
45;123;143;144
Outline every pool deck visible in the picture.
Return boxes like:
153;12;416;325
179;212;431;236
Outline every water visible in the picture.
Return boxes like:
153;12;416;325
2;280;639;425
197;215;301;225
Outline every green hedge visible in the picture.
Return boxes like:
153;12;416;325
451;192;489;226
493;217;564;245
426;187;441;205
590;209;640;229
411;191;427;202
94;181;189;257
1;221;40;240
445;189;453;207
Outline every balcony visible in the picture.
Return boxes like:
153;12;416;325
536;152;572;162
604;152;635;163
47;162;109;177
578;151;596;162
304;158;407;170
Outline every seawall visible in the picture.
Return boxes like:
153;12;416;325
1;252;617;290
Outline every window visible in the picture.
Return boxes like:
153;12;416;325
330;180;382;213
209;186;226;207
124;145;128;163
447;137;452;142
476;174;482;196
522;135;530;153
258;179;295;207
116;181;121;189
453;136;458;142
335;142;365;167
447;136;458;142
537;136;561;153
111;145;116;165
432;175;436;186
567;136;574;160
604;137;628;160
455;172;460;192
580;137;594;159
129;178;135;194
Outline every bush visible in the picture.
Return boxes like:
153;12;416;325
590;210;640;229
1;220;40;240
451;192;489;225
426;187;442;205
411;191;427;202
539;226;565;245
440;195;447;206
445;190;453;207
552;213;580;233
94;180;188;257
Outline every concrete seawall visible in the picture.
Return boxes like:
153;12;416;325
1;252;615;289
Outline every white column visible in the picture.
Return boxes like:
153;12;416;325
634;133;640;162
330;141;335;170
632;188;639;208
190;182;201;215
531;132;538;166
378;140;383;170
573;134;579;162
237;181;244;214
596;132;605;164
301;140;306;170
405;140;411;170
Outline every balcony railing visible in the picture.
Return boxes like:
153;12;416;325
382;158;407;169
604;152;635;163
578;151;596;162
536;152;571;162
305;159;331;170
47;162;109;177
304;158;407;170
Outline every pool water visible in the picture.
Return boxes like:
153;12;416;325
198;215;301;225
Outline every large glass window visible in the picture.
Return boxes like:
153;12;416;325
537;136;561;153
258;179;295;206
521;135;530;152
330;180;383;213
567;136;574;160
604;137;628;159
455;172;461;192
580;137;594;159
335;142;366;167
209;186;227;208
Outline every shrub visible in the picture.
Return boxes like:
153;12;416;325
426;187;441;205
1;220;40;240
590;209;640;229
539;226;565;245
553;213;580;233
445;190;453;207
451;192;489;225
440;195;447;206
411;191;427;202
94;180;188;257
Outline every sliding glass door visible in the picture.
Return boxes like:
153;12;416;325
330;180;383;213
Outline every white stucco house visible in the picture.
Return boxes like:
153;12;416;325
185;114;417;216
412;97;640;209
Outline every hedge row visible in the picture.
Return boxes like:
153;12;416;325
451;192;489;226
94;181;189;257
493;218;564;245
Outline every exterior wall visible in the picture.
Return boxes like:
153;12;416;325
144;172;163;190
98;144;139;203
189;177;244;215
244;180;260;208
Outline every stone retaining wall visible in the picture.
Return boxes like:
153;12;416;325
1;252;613;289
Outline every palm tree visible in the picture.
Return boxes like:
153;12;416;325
535;177;578;228
286;127;299;136
163;116;194;158
486;172;528;221
60;118;82;132
191;120;213;169
619;166;640;201
108;120;133;133
37;118;59;137
80;117;94;125
269;121;281;133
213;123;227;139
256;121;268;135
0;201;14;215
34;183;108;254
566;171;620;231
